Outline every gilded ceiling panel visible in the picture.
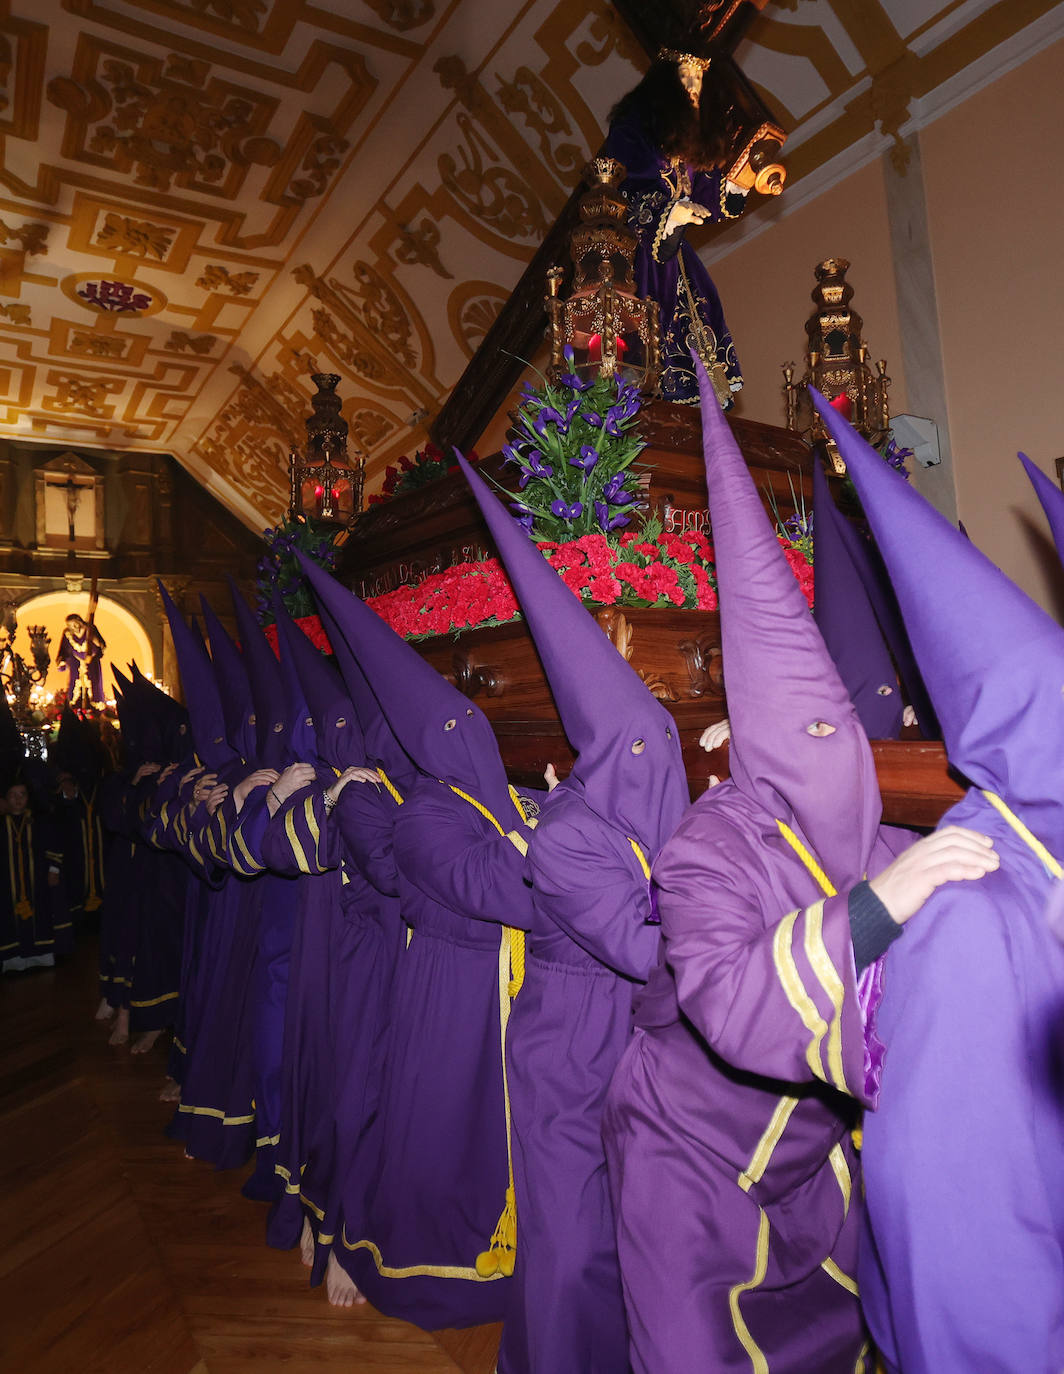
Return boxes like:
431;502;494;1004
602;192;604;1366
0;0;1058;528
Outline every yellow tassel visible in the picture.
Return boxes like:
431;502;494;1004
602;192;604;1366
15;898;33;920
84;894;102;912
507;928;525;998
475;1185;517;1278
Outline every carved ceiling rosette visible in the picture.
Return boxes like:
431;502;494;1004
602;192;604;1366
47;41;284;196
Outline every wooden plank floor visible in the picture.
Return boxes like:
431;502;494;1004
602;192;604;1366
1;941;501;1374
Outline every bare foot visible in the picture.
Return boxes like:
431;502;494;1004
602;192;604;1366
325;1250;365;1308
300;1216;315;1268
95;997;115;1021
159;1077;181;1102
131;1029;163;1055
108;1008;130;1046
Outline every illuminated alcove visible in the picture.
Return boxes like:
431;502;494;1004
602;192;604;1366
11;592;155;702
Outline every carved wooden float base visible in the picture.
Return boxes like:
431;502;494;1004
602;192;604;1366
410;604;964;828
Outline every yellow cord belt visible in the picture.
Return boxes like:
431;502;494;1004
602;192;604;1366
775;819;837;898
444;781;530;1279
981;790;1064;878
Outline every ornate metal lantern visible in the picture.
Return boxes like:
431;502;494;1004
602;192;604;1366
545;158;660;393
288;374;365;525
782;258;891;472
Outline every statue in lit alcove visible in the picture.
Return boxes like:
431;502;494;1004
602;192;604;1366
57;613;106;707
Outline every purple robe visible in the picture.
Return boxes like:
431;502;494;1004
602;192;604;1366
861;790;1064;1373
165;772;261;1169
815;392;1064;1372
271;781;405;1283
129;771;188;1033
504;785;660;1374
335;778;533;1329
604;794;911;1374
600;362;918;1373
97;770;145;1005
0;807;71;963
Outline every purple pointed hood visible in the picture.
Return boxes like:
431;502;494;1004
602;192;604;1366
1019;452;1064;567
271;594;362;772
228;580;292;770
698;361;881;891
296;555;511;821
199;597;256;764
812;459;904;739
827;500;938;738
158;581;237;772
457;453;687;854
296;567;417;791
816;391;1064;848
129;660;187;762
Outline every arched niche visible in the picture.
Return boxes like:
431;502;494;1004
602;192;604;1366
11;592;154;702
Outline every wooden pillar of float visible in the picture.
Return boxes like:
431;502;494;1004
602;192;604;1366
337;402;964;827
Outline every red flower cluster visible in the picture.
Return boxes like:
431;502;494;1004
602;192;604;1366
366;444;479;506
261;614;334;658
367;558;519;639
780;538;815;609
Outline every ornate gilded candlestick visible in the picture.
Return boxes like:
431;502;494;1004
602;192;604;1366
288;374;366;525
544;157;660;393
782;258;891;472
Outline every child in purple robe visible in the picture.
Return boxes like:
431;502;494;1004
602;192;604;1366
459;452;688;1374
600;363;997;1374
819;396;1064;1374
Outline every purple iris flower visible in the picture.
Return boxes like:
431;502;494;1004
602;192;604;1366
511;502;535;534
518;452;554;489
582;412;603;429
534;406;569;438
595;501;631;532
603;405;627;437
615;383;642;417
501;442;522;467
571;445;600;472
602;471;633;503
550;499;583;520
883;438;913;480
559;370;592;392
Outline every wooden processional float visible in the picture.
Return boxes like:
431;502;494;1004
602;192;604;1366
336;400;963;829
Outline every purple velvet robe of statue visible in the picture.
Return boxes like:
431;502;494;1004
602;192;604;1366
860;787;1064;1374
499;783;661;1374
603;784;913;1374
335;777;533;1330
603;113;746;406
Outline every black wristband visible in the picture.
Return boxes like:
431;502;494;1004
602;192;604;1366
848;880;902;976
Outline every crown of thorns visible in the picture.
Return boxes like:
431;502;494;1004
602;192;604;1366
658;48;713;71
